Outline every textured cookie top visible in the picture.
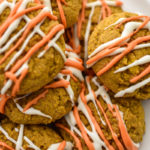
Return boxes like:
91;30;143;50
0;119;73;150
40;0;82;28
5;46;84;124
87;12;150;100
56;75;145;150
0;0;68;113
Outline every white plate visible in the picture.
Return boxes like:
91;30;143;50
121;0;150;149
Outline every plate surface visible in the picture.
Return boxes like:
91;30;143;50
121;0;150;149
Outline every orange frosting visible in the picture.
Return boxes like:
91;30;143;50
11;68;28;97
57;141;66;150
45;79;70;89
61;69;78;82
55;123;83;150
56;77;138;150
65;59;84;71
77;0;87;39
23;90;48;112
57;0;67;28
0;95;10;114
0;141;14;150
73;106;95;150
87;16;150;82
100;0;112;19
114;105;138;150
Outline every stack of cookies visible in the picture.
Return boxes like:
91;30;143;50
0;0;148;150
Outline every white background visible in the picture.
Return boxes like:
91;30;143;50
121;0;150;149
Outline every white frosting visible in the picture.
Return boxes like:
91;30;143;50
63;76;137;149
86;0;119;8
87;18;150;96
84;5;95;65
0;0;65;96
88;21;150;60
48;142;73;150
115;55;150;73
43;0;53;14
16;124;24;150
115;77;150;97
15;102;52;119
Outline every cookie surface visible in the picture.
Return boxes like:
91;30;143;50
0;0;65;96
4;46;83;124
87;12;150;100
0;119;73;150
40;0;82;28
56;76;145;150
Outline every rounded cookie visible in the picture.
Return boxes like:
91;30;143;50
0;0;65;97
87;12;150;100
0;119;73;150
56;76;145;150
4;47;84;124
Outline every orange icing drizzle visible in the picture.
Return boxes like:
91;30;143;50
45;80;70;89
116;0;123;6
92;90;124;150
23;90;48;112
57;141;66;150
65;59;84;71
78;83;114;150
77;0;87;39
113;105;138;150
11;68;28;97
87;16;150;82
55;123;83;150
73;106;95;150
0;141;14;150
0;1;65;113
0;95;10;114
0;11;57;65
34;0;41;4
61;69;78;82
57;0;67;28
0;5;45;38
57;76;138;149
100;0;112;20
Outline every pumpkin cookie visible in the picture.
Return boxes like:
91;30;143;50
56;76;145;150
87;12;150;100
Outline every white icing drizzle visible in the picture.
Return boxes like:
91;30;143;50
86;0;119;8
84;5;95;65
15;102;52;119
24;136;40;150
82;0;120;64
88;18;150;96
38;30;66;61
16;124;24;150
115;77;150;97
47;142;73;150
63;76;138;149
53;45;84;105
0;123;71;150
115;55;150;73
0;0;65;96
88;21;150;59
43;0;53;14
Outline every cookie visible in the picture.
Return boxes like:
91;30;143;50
56;76;145;150
0;119;73;150
3;45;84;124
87;12;150;100
0;0;66;98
